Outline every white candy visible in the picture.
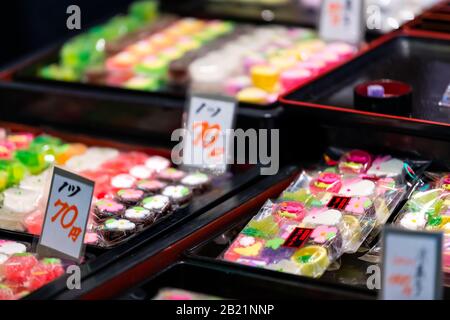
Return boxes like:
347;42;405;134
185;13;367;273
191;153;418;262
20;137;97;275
3;188;41;214
0;241;26;255
144;156;170;172
129;165;153;180
19;169;50;191
339;180;375;197
400;213;427;231
111;174;136;189
367;158;404;178
303;209;342;226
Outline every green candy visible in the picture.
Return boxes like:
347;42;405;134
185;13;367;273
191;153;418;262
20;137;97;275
246;216;279;239
0;160;27;187
129;1;158;22
265;238;284;250
31;135;62;148
14;150;47;174
428;215;442;227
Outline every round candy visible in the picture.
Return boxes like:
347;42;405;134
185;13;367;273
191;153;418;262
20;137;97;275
158;168;186;182
291;245;330;277
142;195;170;212
129;165;154;179
136;179;167;194
309;172;342;194
145;156;171;172
162;185;192;204
115;188;145;205
276;201;305;221
111;174;136;189
124;206;155;225
250;65;280;92
339;150;372;174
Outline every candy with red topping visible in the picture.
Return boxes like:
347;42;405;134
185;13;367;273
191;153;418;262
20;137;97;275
309;172;342;194
93;199;126;221
136;179;167;195
158;168;186;183
338;150;372;174
115;188;145;206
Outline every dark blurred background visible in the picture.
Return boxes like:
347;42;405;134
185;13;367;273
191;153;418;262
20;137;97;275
0;0;134;68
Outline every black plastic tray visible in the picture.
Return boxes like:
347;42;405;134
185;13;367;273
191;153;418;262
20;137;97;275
118;259;373;300
44;165;298;299
406;1;450;34
280;33;450;140
0;121;265;299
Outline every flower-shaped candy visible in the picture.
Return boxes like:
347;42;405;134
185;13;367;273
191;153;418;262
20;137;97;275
311;226;337;244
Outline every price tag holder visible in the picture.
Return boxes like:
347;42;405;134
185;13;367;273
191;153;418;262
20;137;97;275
182;94;236;173
319;0;364;45
37;166;94;262
381;226;443;300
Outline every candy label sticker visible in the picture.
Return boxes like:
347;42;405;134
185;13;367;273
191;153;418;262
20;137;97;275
319;0;364;45
283;228;313;248
327;196;351;210
182;94;236;173
38;167;94;262
381;226;443;300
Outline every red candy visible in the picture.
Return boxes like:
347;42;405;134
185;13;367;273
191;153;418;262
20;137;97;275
3;253;39;284
0;284;15;300
27;258;64;291
310;172;342;194
276;201;305;221
24;210;44;235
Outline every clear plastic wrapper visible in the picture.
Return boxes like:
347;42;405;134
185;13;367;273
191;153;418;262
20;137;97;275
394;172;450;272
222;148;425;278
223;200;344;278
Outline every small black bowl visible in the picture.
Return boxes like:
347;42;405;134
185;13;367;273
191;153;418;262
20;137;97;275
354;80;413;116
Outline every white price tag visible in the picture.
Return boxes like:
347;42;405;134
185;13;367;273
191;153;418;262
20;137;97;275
182;94;236;173
319;0;364;45
381;226;443;300
38;166;94;262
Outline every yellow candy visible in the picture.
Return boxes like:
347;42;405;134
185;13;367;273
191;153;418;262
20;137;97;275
291;245;329;278
234;242;263;257
237;87;268;104
250;65;280;92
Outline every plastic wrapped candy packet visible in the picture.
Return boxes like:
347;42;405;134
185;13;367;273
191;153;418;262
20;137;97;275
153;288;222;300
0;240;66;300
394;172;450;271
223;200;345;278
322;148;427;243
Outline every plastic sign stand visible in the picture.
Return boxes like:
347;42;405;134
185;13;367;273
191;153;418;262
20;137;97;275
381;226;443;300
319;0;364;45
38;166;94;262
182;94;236;174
